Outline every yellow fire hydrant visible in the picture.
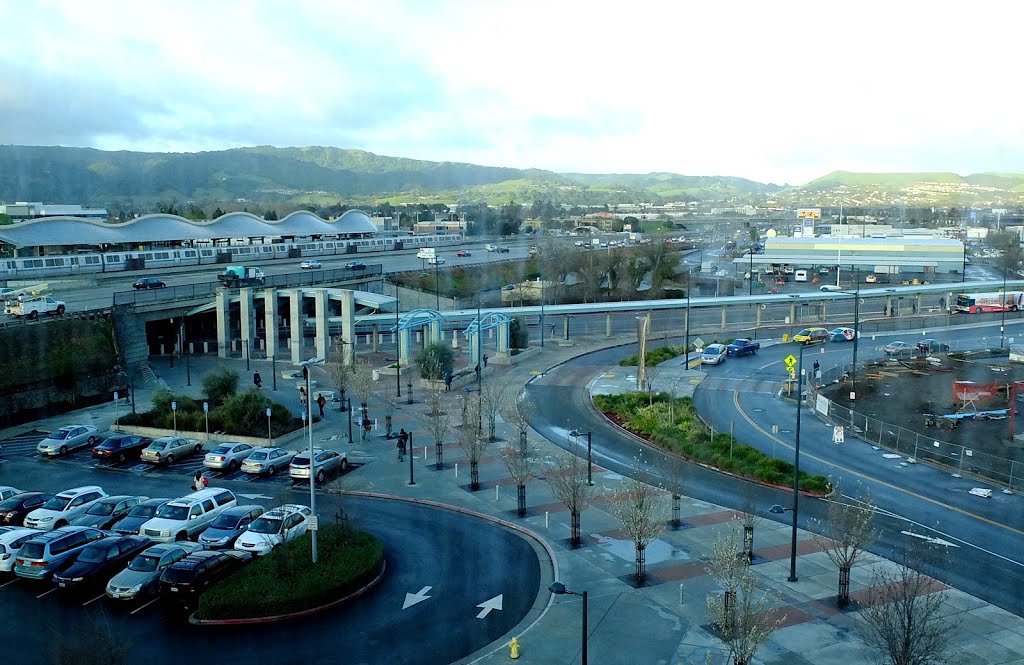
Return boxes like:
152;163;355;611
509;636;520;659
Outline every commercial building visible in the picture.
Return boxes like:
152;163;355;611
1;202;108;222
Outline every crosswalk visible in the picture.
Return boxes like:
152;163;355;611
0;430;49;458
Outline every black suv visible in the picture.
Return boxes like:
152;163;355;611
132;277;166;290
159;550;251;610
53;535;153;592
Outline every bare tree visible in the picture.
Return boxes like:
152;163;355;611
499;442;537;518
325;337;352;411
52;610;131;665
858;544;958;665
457;399;489;490
736;486;763;564
500;392;535;456
376;388;397;439
662;452;687;529
546;450;597;547
705;531;785;665
641;364;661;406
424;390;450;470
610;472;667;585
349;359;375;440
811;483;879;607
480;382;506;442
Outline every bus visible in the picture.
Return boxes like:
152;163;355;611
955;291;1024;313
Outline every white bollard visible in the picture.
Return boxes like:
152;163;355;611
423;446;427;460
545;511;549;528
495;485;499;501
455;463;459;477
679;584;684;605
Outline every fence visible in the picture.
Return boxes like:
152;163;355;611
805;352;1024;491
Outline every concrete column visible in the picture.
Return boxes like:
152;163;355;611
563;315;570;340
428;319;441;344
398;329;412;366
606;313;612;337
239;288;255;354
452;331;459;349
488;327;494;340
314;289;329;361
372;324;379;353
215;288;230;358
289;289;302;361
469;331;480;364
915;293;923;314
263;287;277;360
755;304;762;327
497;322;510;353
789;303;796;324
340;290;355;365
721;305;727;330
821;302;827;321
885;296;893;317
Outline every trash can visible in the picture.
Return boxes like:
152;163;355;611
782;334;789;343
372;369;381;381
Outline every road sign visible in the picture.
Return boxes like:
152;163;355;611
694;337;705;351
832;426;845;444
307;515;319;531
784;354;797;368
113;391;119;401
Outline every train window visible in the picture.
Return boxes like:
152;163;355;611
154;252;169;259
183;250;197;257
44;258;65;267
324;242;334;249
23;259;43;268
82;256;99;264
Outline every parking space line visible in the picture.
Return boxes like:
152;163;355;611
0;578;19;588
82;593;105;606
130;597;159;615
35;588;56;598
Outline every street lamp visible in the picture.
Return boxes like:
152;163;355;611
748;245;754;296
779;344;806;582
1001;262;1008;349
684;274;691;368
299;356;325;564
548;582;588;665
395;294;402;398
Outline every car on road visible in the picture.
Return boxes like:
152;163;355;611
197;505;265;549
344;261;366;270
819;284;842;292
494;246;510;253
240;447;296;476
300;259;322;269
111;498;171;535
13;526;107;580
700;344;728;365
0;487;22;502
140;436;203;465
456;250;472;257
53;535;153;592
159;550;252;610
37;425;99;457
203;442;255;471
793;327;829;345
828;327;857;342
289;448;348;484
884;341;915;356
0;527;41;573
726;339;760;356
865;274;878;283
0;492;51;526
139;488;237;543
91;434;150;463
132;277;166;290
917;339;950;354
106;542;203;601
234;504;311;556
69;495;147;529
24;486;108;530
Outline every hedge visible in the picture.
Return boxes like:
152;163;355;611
196;525;384;620
593;392;830;495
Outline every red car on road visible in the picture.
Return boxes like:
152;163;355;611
456;250;472;257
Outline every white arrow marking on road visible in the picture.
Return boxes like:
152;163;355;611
237;493;273;500
476;594;503;618
901;531;960;548
403;586;433;610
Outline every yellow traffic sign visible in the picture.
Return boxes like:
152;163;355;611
784;354;797;368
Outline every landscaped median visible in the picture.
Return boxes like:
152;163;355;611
593;392;831;495
193;524;384;623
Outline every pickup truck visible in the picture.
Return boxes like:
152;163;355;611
725;338;760;356
218;266;266;288
7;296;66;319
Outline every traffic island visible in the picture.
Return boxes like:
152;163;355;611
192;524;385;624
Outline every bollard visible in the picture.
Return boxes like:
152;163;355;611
545;511;549;528
509;637;520;660
495;485;499;501
679;584;684;605
455;463;458;478
423;446;427;460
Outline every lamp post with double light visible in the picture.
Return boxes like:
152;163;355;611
299;357;325;564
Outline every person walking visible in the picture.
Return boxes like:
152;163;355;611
444;370;452;392
253;370;262;389
483;354;488;368
397;428;408;462
299;386;307;410
316;393;326;418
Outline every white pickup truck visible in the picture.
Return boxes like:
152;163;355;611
7;296;65;319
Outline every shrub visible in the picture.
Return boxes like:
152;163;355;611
219;389;272;437
510;316;529;349
202;367;239;407
417;342;453;380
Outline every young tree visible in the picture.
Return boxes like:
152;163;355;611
499;442;537;518
202;367;239;407
662;452;687;529
857;545;958;665
737;487;763;565
377;388;397;439
417;342;453;380
457;399;489;490
810;483;879;607
480;383;505;442
424;390;450;470
705;531;785;665
546;451;597;547
325;344;352;412
349;359;375;441
610;473;667;585
500;393;535;456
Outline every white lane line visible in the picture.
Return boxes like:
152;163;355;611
82;593;106;606
130;597;160;615
36;587;56;598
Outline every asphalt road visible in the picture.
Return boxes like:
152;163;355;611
525;319;1024;616
0;458;540;664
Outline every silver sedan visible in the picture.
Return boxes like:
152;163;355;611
37;425;98;457
240;448;296;476
140;437;203;465
204;442;256;471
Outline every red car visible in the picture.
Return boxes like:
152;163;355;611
456;250;472;257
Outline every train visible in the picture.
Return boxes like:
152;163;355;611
0;233;461;280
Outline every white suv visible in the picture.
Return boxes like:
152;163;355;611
24;486;108;530
234;504;311;556
138;488;237;543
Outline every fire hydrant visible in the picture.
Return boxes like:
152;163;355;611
509;636;520;659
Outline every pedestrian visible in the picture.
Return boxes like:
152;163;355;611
444;371;452;392
397;428;408;462
317;393;326;418
192;470;206;492
474;363;481;381
253;370;262;389
299;386;307;409
483;354;488;368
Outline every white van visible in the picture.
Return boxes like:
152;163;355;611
794;269;808;282
139;488;237;543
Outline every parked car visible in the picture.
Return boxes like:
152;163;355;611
793;327;829;345
299;259;322;270
725;339;760;356
344;261;366;270
53;535;153;592
159;550;252;610
0;487;22;502
106;542;203;601
132;277;166;290
140;436;203;465
203;442;255;471
917;339;950;354
234;505;311;556
13;526;107;580
884;341;915;356
198;505;265;549
240;447;296;476
37;425;99;457
819;284;842;292
111;498;171;535
92;434;150;463
700;344;728;365
828;327;857;342
289;449;349;484
865;274;878;283
69;496;147;529
456;250;472;257
0;527;41;573
0;492;52;526
139;488;237;543
24;486;108;530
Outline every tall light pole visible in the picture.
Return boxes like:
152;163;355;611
300;357;324;564
548;582;588;665
1001;262;1008;349
748;245;754;296
788;344;806;582
684;273;691;368
395;294;401;398
540;269;545;349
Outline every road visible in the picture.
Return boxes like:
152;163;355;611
0;456;540;664
525;319;1024;616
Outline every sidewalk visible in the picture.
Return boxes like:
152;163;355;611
6;335;1024;665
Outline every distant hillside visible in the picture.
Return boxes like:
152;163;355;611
782;170;1024;206
563;172;776;197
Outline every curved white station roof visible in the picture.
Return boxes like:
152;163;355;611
0;209;378;248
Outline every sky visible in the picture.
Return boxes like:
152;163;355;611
1;0;1022;185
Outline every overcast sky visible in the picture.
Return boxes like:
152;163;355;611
2;0;1021;185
